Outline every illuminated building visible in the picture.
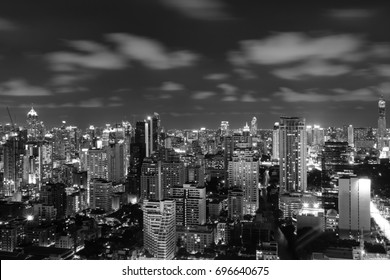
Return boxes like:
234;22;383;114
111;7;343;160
228;188;243;220
322;142;352;181
27;107;42;140
251;117;258;136
220;121;229;136
140;159;162;200
272;122;280;160
0;227;18;252
279;194;302;219
143;200;176;260
161;162;185;199
87;148;108;181
377;95;386;150
338;177;371;240
228;148;259;216
89;179;113;212
177;225;214;254
256;241;279;260
297;202;325;232
279;117;307;192
347;125;354;147
170;183;206;226
40;183;66;219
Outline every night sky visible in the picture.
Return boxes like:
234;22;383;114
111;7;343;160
1;0;390;129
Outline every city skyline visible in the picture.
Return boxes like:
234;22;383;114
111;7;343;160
1;0;390;129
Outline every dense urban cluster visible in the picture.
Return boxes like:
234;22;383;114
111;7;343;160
1;98;390;260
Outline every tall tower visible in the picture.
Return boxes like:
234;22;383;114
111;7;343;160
27;106;39;140
251;117;258;136
279;116;307;193
272;122;280;160
377;95;386;150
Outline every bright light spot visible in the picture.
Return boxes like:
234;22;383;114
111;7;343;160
27;215;34;221
314;203;320;208
303;203;309;208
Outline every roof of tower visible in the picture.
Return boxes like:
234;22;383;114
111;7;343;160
27;107;38;117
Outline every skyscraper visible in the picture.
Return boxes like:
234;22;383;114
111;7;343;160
279;117;307;193
170;183;206;226
347;125;354;147
272;122;280;160
228;148;259;216
251;117;258;136
143;199;176;260
377;96;386;150
220;121;229;136
338;177;371;240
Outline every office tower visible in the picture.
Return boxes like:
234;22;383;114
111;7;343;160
40;183;66;219
41;141;53;183
228;148;259;216
89;179;113;212
228;188;244;220
26;107;39;140
221;121;229;136
251;117;258;136
338;177;371;240
272;122;280;160
306;125;313;146
170;183;206;226
161;162;185;199
279;116;307;193
143;200;176;260
185;163;205;186
134;121;147;159
243;122;250;136
140;159;162;200
322;142;352;181
312;125;325;146
87;148;108;181
347;125;354;147
145;121;149;157
149;112;161;154
107;140;126;183
377;96;386;150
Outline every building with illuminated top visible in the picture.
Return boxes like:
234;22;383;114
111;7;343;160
338;177;371;240
297;201;325;232
377;95;386;150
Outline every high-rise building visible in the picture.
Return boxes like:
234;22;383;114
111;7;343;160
272;122;280;160
107;140;126;183
347;125;354;147
228;188;244;220
377;96;386;150
228;148;259;216
322;142;352;181
143;200;176;260
279;117;307;193
161;162;185;199
220;121;229;136
338;177;371;240
89;179;113;212
87;148;108;181
26;107;40;140
140;159;162;201
170;183;206;226
251;117;258;136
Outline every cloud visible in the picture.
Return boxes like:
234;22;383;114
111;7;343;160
0;18;17;31
327;9;375;19
221;96;238;102
78;98;104;108
375;65;390;77
47;49;126;71
272;60;351;80
160;81;184;91
233;68;257;79
0;79;51;96
204;73;230;80
107;33;198;70
241;93;257;102
192;91;216;99
159;0;230;20
217;83;237;95
274;87;377;103
229;33;364;65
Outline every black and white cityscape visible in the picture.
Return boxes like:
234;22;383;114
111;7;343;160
1;0;390;260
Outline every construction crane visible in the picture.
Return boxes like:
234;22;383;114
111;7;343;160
6;106;16;131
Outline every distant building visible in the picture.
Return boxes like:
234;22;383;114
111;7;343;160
89;179;113;212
